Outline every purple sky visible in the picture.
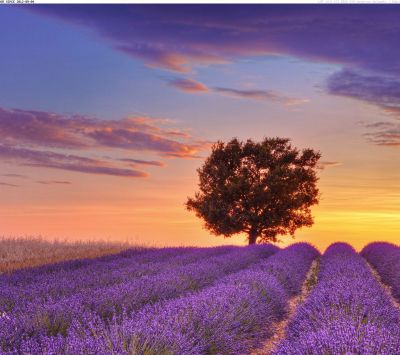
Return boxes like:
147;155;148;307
1;5;399;249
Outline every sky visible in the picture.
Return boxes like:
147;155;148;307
1;5;400;251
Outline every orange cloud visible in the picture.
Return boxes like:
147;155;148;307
317;161;342;170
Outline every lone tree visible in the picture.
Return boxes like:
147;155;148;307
186;137;321;244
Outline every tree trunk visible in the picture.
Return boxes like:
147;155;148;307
248;229;258;245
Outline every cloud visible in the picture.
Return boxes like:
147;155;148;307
364;122;396;129
0;108;88;149
167;78;307;105
0;182;19;187
86;128;201;156
119;158;165;167
119;45;227;73
30;5;400;120
317;161;342;170
37;180;72;185
213;87;308;105
0;106;208;177
164;130;192;138
168;78;209;93
31;5;400;76
28;6;400;147
0;145;148;178
1;174;28;179
363;121;400;147
327;69;400;117
0;107;205;158
382;107;400;117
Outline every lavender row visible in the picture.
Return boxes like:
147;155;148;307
2;246;167;283
361;242;400;302
2;245;267;315
1;245;278;352
20;243;318;354
1;245;236;289
275;243;400;354
0;246;238;312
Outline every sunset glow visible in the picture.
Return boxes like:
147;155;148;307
1;5;399;251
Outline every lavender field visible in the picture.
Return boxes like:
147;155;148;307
1;242;399;354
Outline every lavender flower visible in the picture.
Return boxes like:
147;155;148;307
361;242;400;302
275;243;400;354
37;243;318;355
1;245;278;352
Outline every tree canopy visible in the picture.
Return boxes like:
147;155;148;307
186;137;321;244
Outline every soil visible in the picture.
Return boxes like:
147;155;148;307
251;258;320;354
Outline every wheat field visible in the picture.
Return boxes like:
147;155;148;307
0;237;132;273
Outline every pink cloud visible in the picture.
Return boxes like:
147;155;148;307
0;108;88;149
37;180;72;185
167;78;307;105
0;144;148;178
0;182;19;188
168;78;209;93
119;158;165;167
363;122;400;147
0;107;205;158
0;106;209;177
213;87;308;105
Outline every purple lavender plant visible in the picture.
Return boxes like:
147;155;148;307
361;242;400;302
0;245;238;303
26;243;318;355
275;242;400;354
1;245;278;352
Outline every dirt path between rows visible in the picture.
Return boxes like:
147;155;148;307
251;258;320;355
366;261;400;311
